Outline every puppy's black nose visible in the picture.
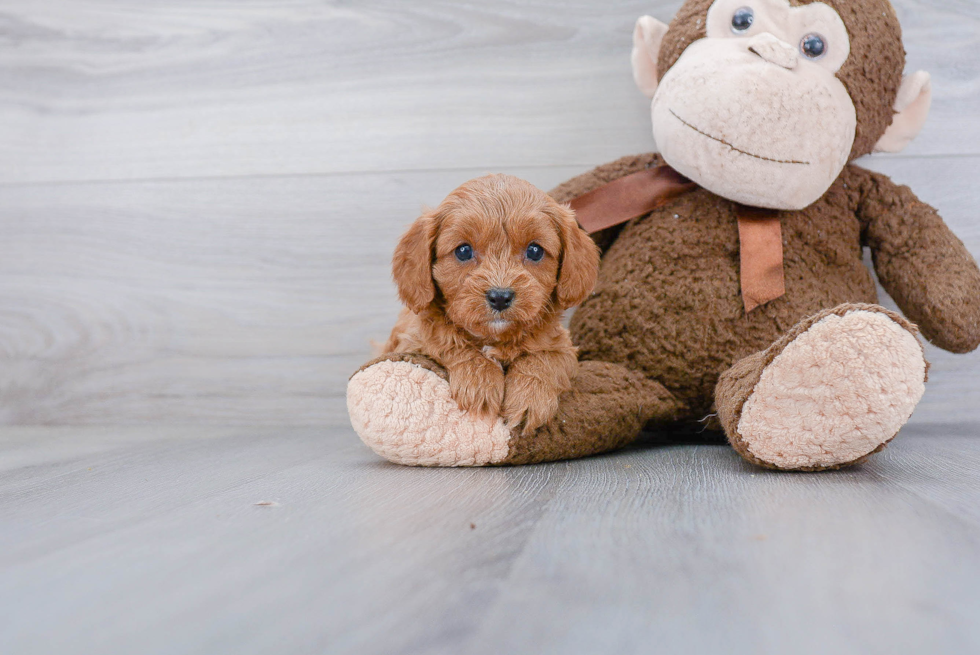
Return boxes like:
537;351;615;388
486;287;515;311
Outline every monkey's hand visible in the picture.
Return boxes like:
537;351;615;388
861;169;980;354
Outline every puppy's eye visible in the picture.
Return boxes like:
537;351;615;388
454;244;474;262
525;243;545;262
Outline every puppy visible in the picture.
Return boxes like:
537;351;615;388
384;174;600;434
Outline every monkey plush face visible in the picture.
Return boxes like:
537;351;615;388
632;0;933;210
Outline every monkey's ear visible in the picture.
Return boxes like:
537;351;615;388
392;212;438;313
875;71;932;154
552;204;600;309
631;16;669;98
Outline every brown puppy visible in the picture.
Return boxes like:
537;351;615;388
384;174;600;434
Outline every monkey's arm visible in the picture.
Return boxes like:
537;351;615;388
549;152;664;254
860;170;980;353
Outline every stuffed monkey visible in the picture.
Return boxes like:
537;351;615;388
348;0;980;470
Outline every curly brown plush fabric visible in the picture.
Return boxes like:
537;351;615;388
657;0;905;160
550;154;980;426
500;360;682;465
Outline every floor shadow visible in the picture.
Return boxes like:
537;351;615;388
630;426;729;448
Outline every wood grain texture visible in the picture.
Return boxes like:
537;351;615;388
0;158;976;425
3;3;979;651
0;0;978;186
0;0;978;424
2;425;980;654
0;166;585;424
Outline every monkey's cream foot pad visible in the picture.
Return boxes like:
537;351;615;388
736;307;927;470
347;356;511;467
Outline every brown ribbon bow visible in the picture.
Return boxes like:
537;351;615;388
568;164;785;313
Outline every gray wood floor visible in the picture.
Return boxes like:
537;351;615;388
3;425;980;655
2;1;980;653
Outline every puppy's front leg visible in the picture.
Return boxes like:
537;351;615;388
445;353;506;419
502;350;577;435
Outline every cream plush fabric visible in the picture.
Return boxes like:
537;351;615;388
347;359;511;467
738;310;926;469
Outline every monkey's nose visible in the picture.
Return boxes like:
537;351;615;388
486;288;515;312
747;32;798;70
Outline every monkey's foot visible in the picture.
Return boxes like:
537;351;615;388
716;304;927;471
347;353;511;467
347;353;681;467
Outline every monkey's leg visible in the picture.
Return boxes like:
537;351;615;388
347;353;682;467
715;304;927;471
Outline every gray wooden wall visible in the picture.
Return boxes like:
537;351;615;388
0;0;977;426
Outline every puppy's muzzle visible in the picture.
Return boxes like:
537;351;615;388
486;287;515;312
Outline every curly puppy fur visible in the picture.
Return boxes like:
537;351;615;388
384;174;601;434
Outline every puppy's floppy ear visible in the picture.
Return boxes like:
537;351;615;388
392;212;439;313
551;203;600;308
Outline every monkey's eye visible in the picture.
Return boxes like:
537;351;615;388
801;34;826;59
525;243;545;262
731;7;754;33
454;244;474;262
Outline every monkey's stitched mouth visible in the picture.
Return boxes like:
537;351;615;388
669;109;810;166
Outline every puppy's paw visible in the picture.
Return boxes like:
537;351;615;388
447;358;505;419
502;373;562;435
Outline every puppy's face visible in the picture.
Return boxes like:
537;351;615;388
433;196;561;338
393;175;599;341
